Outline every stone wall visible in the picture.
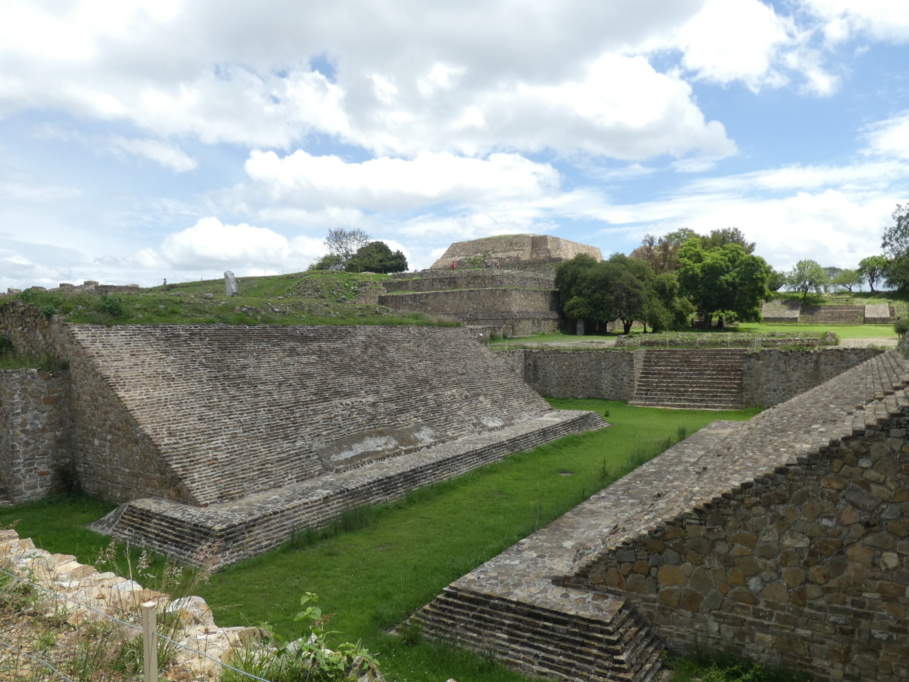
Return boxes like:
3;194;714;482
378;288;559;317
0;369;69;503
502;348;881;407
429;234;602;270
503;350;635;400
382;270;555;293
743;348;881;406
568;352;909;681
0;528;275;680
417;352;909;682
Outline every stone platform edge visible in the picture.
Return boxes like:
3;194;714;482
91;410;606;568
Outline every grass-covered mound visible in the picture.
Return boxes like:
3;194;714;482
6;271;452;327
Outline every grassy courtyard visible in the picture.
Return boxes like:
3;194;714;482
0;400;762;681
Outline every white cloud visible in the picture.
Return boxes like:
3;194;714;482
674;0;794;90
159;217;298;268
800;0;909;44
107;136;197;172
862;111;909;161
244;150;561;210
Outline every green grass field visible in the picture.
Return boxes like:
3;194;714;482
0;400;761;681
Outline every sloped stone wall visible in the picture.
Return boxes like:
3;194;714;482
566;353;909;682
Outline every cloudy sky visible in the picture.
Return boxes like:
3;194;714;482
1;0;908;290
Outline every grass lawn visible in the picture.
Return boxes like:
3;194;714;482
0;400;759;681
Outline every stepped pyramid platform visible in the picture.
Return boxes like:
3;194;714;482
630;348;745;410
414;351;909;682
0;308;606;567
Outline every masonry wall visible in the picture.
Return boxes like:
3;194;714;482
502;348;880;407
382;270;554;293
0;369;69;503
378;288;559;317
743;349;881;406
571;408;909;682
0;303;186;504
501;350;635;400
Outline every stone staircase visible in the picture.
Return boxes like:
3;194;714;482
799;304;865;324
413;586;664;681
630;349;745;410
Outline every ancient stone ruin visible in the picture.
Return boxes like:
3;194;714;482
0;302;603;566
413;351;909;682
380;234;603;336
429;234;602;272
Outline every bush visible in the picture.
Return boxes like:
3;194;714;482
895;318;909;335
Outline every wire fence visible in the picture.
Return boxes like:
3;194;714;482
0;564;271;682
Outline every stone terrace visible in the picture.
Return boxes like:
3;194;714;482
414;352;909;681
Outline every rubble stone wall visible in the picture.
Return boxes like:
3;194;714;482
571;406;909;681
0;369;69;503
743;349;881;406
502;348;880;407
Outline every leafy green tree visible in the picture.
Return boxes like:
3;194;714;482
701;227;755;254
767;268;787;292
346;241;408;273
677;239;771;329
857;255;889;293
881;204;909;292
586;258;646;334
786;260;829;300
831;269;861;292
308;254;344;271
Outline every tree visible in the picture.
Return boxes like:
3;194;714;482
677;239;771;329
346;241;408;273
857;255;889;293
324;228;371;269
830;269;861;293
555;254;649;334
701;227;755;254
881;204;909;292
767;269;787;292
630;229;698;274
786;260;829;300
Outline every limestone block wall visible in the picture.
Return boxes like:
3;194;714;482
378;288;559;317
0;369;69;503
743;349;880;406
570;406;909;681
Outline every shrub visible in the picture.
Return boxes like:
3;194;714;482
894;318;909;335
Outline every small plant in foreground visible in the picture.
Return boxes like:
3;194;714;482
225;592;380;682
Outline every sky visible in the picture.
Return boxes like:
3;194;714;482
1;0;909;291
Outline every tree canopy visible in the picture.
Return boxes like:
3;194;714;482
677;239;770;328
786;260;829;300
347;241;408;273
555;253;689;334
858;255;889;293
882;204;909;292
